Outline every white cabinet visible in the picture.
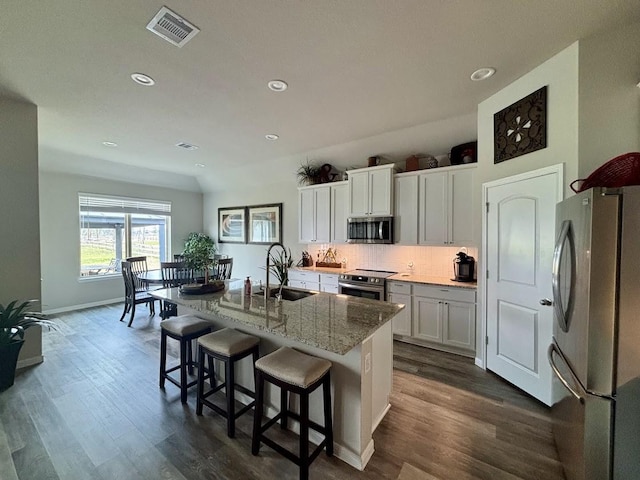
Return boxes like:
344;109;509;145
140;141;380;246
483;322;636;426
331;183;349;243
394;174;419;244
288;270;320;291
348;164;394;217
418;165;475;246
319;272;339;294
298;185;330;243
388;280;477;356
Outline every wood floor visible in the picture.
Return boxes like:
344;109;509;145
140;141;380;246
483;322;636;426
0;304;565;480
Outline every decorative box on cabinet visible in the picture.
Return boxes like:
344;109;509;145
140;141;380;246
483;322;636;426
298;185;330;243
347;164;394;217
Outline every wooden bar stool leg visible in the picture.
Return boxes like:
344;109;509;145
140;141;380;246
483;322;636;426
226;357;235;437
251;371;264;456
323;372;334;456
187;339;194;375
208;355;215;389
299;392;310;480
196;346;206;415
180;338;188;403
159;330;167;388
280;388;288;430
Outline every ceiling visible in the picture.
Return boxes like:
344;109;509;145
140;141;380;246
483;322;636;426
2;1;639;193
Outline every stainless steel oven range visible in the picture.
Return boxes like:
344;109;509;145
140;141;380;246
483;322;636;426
338;269;397;301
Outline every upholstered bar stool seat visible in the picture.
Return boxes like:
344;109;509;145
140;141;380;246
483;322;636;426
196;328;260;438
252;347;333;480
159;315;212;404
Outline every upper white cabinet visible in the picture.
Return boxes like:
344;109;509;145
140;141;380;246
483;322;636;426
348;164;394;217
394;174;419;245
418;165;475;246
298;185;330;243
331;182;349;243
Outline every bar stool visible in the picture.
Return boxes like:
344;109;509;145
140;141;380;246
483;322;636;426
196;328;260;438
251;347;333;480
159;315;213;403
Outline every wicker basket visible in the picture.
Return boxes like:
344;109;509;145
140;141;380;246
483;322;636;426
570;152;640;193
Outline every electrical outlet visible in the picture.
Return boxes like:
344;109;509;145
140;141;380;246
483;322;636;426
365;353;371;373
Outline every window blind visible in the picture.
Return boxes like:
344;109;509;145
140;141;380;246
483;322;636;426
79;193;171;216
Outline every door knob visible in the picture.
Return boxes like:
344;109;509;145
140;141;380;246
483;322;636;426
540;298;553;306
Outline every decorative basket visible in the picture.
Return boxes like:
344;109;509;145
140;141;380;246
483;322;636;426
570;152;640;193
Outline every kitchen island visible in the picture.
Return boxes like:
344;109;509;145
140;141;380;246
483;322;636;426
151;281;404;470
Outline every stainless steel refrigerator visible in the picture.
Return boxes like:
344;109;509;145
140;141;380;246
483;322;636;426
549;186;640;480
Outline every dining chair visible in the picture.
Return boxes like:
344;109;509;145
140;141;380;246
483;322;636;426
212;258;233;280
160;261;192;319
119;260;158;327
126;256;148;290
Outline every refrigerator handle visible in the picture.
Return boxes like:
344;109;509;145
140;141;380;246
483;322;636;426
548;343;584;403
552;220;572;332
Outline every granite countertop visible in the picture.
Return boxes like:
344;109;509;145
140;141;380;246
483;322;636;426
388;273;477;289
290;266;349;275
151;280;404;355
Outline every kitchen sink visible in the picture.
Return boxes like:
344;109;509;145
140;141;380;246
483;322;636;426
259;287;317;301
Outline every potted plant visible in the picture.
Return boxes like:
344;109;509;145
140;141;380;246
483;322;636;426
267;248;294;286
182;232;217;284
0;300;55;390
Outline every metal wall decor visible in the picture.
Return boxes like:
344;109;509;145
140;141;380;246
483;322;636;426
494;86;547;164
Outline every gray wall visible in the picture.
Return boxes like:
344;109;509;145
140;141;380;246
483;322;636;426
578;21;640;178
39;171;204;312
203;114;477;282
0;97;42;364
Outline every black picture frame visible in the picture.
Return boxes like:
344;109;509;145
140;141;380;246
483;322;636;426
494;86;547;164
247;203;283;245
218;206;247;243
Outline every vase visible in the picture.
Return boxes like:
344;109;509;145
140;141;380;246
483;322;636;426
0;340;24;390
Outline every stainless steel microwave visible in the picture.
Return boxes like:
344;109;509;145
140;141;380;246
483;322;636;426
347;216;393;244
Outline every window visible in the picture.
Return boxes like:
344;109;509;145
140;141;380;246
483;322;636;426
79;194;171;277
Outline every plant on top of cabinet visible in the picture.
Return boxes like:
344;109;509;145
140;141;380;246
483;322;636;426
297;162;337;185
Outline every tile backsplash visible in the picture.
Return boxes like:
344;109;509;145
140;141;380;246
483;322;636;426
305;244;479;278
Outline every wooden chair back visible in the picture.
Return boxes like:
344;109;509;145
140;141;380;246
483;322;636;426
160;261;191;288
121;261;135;300
126;256;147;290
212;258;233;280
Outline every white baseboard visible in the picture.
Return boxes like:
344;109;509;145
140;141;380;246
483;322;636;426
43;297;123;314
372;403;391;433
17;354;44;369
475;357;484;369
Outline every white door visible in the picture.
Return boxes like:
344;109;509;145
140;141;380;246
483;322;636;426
449;167;475;246
388;292;412;336
369;168;393;216
348;171;369;216
442;301;475;351
485;165;562;406
299;188;315;243
412;296;442;342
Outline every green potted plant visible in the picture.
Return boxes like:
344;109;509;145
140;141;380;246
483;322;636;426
182;232;217;284
0;300;55;390
267;248;294;286
296;161;322;186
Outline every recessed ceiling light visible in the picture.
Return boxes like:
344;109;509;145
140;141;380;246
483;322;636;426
265;134;279;140
470;67;496;81
267;80;288;92
131;73;155;86
102;141;118;147
195;163;205;168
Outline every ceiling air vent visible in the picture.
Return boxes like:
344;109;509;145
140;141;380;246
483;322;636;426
146;6;199;48
175;142;199;151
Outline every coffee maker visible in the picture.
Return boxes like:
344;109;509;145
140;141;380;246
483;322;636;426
453;251;475;282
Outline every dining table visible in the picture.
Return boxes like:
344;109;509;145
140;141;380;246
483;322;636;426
135;269;205;286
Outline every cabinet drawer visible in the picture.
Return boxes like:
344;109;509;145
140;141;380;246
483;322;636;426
413;284;476;303
388;281;412;295
288;270;320;283
321;284;339;294
320;273;339;286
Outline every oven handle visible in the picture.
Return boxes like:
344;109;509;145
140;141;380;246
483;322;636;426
338;282;384;293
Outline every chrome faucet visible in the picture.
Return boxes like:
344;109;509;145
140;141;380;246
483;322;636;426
265;242;286;302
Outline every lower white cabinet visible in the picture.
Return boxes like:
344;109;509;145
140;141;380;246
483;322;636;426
388;292;412;336
387;280;476;355
288;270;339;294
